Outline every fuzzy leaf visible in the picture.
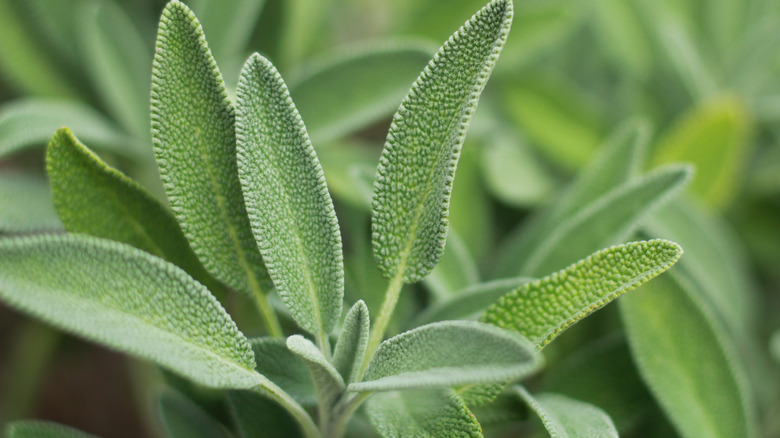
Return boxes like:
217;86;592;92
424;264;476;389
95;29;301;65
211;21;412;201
236;53;343;335
158;391;230;438
620;271;756;438
151;0;268;296
227;390;303;438
0;234;262;389
249;338;316;406
4;421;99;438
371;0;513;283
286;335;345;407
365;389;483;438
515;387;619;438
352;321;541;392
332;300;370;384
482;240;683;348
47;128;215;289
0;172;61;232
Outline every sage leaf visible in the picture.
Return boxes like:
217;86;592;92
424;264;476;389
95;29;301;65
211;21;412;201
352;321;541;392
620;271;756;438
424;230;479;300
151;0;268;297
590;0;654;77
5;421;99;438
332;300;370;384
236;53;343;335
371;0;513;283
47;127;215;289
227;390;303;438
482;240;683;348
0;234;262;389
158;391;230;438
0;172;61;233
515;386;619;438
286;335;345;408
250;338;316;405
365;389;482;438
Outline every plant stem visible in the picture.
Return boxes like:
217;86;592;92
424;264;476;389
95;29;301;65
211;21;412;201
252;285;283;337
361;272;405;375
317;330;332;361
326;392;371;438
254;380;322;438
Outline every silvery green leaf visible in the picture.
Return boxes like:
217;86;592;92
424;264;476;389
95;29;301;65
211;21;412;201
352;321;541;392
227;390;303;438
620;271;757;438
365;389;483;438
236;53;343;336
151;0;268;296
0;172;61;232
47;128;216;290
332;300;370;384
158;391;230;438
4;421;99;438
0;234;262;389
371;0;513;283
515;386;619;438
482;240;682;348
250;338;316;406
286;335;345;408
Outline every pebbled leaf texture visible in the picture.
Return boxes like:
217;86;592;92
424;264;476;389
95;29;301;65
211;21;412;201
332;300;370;384
236;53;343;335
371;0;513;283
151;0;268;296
352;320;541;392
5;421;99;438
158;391;231;438
515;386;619;438
482;240;682;348
0;234;261;389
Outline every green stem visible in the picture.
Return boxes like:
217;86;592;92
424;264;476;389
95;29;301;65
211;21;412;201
361;272;405;375
317;330;332;361
254;380;321;438
326;392;371;438
252;285;283;337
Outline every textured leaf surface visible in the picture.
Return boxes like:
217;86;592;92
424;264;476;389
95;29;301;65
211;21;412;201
620;271;756;438
415;277;531;325
0;234;261;389
5;421;98;438
151;0;267;296
158;391;230;438
0;172;61;232
482;240;682;348
352;321;541;392
365;389;483;438
250;338;316;405
516;387;619;438
371;0;513;283
236;53;343;335
227;390;303;438
47;128;214;289
332;300;370;384
286;335;345;407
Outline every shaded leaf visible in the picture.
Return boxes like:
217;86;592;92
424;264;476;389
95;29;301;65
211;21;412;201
515;386;619;438
0;172;61;232
249;338;316;406
332;300;370;384
424;230;479;300
4;421;99;438
227;390;303;438
286;335;345;408
590;0;654;77
158;391;230;438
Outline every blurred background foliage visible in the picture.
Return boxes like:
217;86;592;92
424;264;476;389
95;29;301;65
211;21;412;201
0;0;778;437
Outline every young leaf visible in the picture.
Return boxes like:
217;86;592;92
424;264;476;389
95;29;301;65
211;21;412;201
47;127;216;289
286;335;345;408
482;240;683;348
620;271;756;438
236;53;344;336
227;390;303;438
250;338;316;406
515;386;619;438
0;234;262;389
5;421;99;438
151;0;268;297
0;172;61;233
365;389;483;438
351;321;541;392
371;0;513;283
158;391;231;438
332;300;370;384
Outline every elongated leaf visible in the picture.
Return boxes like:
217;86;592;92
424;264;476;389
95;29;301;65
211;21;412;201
249;338;316;405
365;389;483;438
590;0;654;77
515;387;619;438
5;421;99;438
332;300;370;384
352;321;541;392
0;234;261;389
158;391;230;438
620;271;756;438
151;0;268;296
289;41;435;145
287;335;345;408
227;390;302;438
482;240;682;348
424;230;479;300
47;128;215;289
0;172;61;232
371;0;513;283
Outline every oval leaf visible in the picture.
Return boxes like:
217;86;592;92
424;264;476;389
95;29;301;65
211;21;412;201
286;335;345;407
236;53;343;335
5;421;99;438
332;300;370;384
0;234;261;389
371;0;513;283
515;386;619;438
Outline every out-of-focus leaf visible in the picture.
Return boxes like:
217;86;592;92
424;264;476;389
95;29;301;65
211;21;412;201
316;140;379;209
771;331;780;364
0;172;61;232
158;391;230;438
250;338;316;406
333;300;370;384
227;390;303;438
590;0;654;77
424;230;479;301
5;421;99;438
515;386;619;438
652;96;750;209
448;144;494;258
620;271;756;438
278;0;330;69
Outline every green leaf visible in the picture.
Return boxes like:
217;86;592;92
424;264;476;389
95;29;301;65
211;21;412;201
620;271;756;438
289;41;435;146
151;0;268;297
249;338;316;406
5;421;99;438
47;127;215;290
227;390;303;438
236;53;344;336
158;391;230;438
652;96;751;209
424;230;479;300
515;386;619;438
482;240;683;348
771;331;780;364
286;335;345;408
352;321;541;392
0;234;262;389
0;99;138;160
371;0;513;283
332;300;370;384
590;0;654;77
0;172;61;232
365;389;483;438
